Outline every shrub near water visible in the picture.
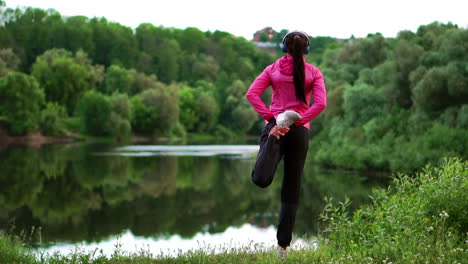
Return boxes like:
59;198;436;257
319;157;467;263
40;103;67;136
0;231;37;264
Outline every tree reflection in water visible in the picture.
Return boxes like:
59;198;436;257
0;143;388;249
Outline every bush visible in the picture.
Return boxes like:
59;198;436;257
130;94;158;134
319;157;467;263
76;90;112;136
77;91;133;139
168;122;187;140
0;72;45;135
131;88;179;135
109;112;131;141
0;232;37;264
40;103;67;136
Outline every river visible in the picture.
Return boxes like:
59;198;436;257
0;142;388;257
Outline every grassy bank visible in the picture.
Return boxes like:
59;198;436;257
1;158;466;264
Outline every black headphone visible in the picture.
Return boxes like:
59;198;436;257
282;31;310;54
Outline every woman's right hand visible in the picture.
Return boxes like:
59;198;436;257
269;125;290;140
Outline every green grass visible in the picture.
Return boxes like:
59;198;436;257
0;231;37;264
1;158;466;263
318;157;467;263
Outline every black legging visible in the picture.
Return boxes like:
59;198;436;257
251;118;309;247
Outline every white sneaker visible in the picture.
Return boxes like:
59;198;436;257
277;245;288;260
276;110;302;128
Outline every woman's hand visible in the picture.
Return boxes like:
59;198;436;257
269;125;290;140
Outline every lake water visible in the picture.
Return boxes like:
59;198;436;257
0;142;388;257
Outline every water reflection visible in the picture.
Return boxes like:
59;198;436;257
0;143;388;253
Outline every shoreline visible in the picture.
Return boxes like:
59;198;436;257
0;132;81;148
0;132;201;148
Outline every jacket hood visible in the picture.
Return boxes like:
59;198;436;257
278;56;307;75
278;56;294;75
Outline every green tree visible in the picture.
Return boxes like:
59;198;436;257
192;54;220;82
89;17;138;67
131;71;159;95
102;65;135;95
390;40;424;108
412;67;450;115
3;7;56;70
446;62;468;102
108;94;132;140
323;83;347;121
76;90;112;136
158;39;181;83
196;91;219;132
216;36;237;72
75;49;105;89
438;29;468;63
343;84;385;125
130;93;158;134
131;86;180;135
221;80;257;133
63;16;95;54
416;22;457;50
338;34;388;69
76;91;131;138
176;27;208;54
0;48;20;77
31;49;91;114
151;85;179;133
0;72;45;135
179;83;219;133
179;86;199;132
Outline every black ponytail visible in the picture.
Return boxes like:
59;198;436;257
286;34;307;103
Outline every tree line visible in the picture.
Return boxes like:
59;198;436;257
310;23;468;171
0;1;276;140
0;0;466;172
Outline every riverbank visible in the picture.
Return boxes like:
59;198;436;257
0;130;253;148
1;158;466;264
0;131;178;148
0;131;80;148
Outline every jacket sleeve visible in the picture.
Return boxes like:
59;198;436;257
295;69;327;126
245;67;274;121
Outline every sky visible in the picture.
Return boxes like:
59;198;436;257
4;0;468;40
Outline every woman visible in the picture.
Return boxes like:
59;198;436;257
245;31;327;258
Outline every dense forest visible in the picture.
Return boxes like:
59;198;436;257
0;0;466;172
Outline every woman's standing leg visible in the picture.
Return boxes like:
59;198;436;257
276;125;309;247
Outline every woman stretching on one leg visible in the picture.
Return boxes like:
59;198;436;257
245;31;327;259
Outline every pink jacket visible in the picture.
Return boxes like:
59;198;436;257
245;56;327;130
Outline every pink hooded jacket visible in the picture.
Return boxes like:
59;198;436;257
245;56;327;130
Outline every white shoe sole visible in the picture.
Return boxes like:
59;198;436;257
277;110;302;127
